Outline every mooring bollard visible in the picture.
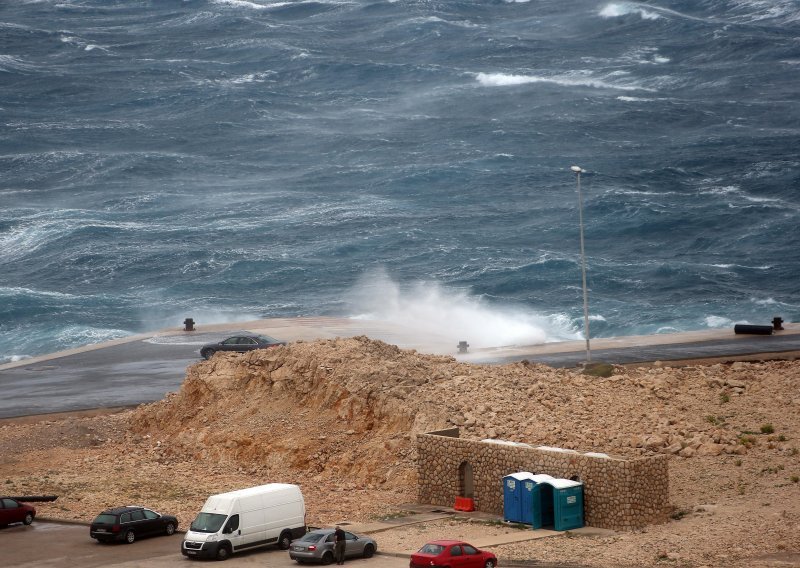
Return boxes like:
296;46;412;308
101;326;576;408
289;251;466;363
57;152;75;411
183;318;195;332
734;324;773;335
457;340;469;354
773;317;784;331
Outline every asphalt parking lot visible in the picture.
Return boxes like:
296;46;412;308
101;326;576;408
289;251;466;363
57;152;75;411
2;522;410;568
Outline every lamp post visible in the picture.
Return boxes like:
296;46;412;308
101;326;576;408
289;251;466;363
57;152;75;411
571;165;591;362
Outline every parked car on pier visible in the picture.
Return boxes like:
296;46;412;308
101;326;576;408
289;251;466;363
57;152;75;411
90;506;178;544
410;540;496;568
289;528;377;564
200;334;287;359
0;497;36;527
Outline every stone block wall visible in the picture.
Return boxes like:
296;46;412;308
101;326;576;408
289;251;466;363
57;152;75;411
417;428;670;531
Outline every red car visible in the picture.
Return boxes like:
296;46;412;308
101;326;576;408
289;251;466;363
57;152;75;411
0;497;36;527
410;540;497;568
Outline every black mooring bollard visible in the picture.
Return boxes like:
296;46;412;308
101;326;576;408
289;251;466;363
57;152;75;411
457;340;469;354
183;318;195;332
734;324;773;335
773;317;784;331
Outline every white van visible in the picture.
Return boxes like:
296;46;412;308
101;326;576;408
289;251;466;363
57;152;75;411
181;483;306;561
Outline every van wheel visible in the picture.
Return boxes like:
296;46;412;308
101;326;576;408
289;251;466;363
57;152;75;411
321;551;334;565
216;544;231;561
363;544;375;558
278;531;292;550
125;530;135;544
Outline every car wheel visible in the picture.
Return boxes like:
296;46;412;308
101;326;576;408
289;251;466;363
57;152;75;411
484;560;495;568
125;530;135;544
362;544;375;558
201;348;216;360
216;544;231;561
321;551;334;565
23;512;34;525
278;531;292;550
165;522;176;536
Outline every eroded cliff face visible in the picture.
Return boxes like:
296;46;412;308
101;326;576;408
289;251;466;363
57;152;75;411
130;335;800;483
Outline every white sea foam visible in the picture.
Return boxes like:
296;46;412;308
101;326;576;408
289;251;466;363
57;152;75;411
705;315;734;328
213;0;271;9
344;268;581;353
599;2;660;20
0;286;77;300
55;326;131;347
474;71;652;92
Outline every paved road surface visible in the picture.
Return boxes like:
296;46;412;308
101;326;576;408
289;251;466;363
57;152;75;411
1;318;798;419
2;522;409;568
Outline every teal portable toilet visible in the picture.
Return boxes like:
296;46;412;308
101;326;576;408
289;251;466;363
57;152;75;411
502;472;533;523
551;478;584;531
531;478;584;531
520;474;554;525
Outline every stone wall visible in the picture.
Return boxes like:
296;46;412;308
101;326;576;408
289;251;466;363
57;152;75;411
416;428;670;531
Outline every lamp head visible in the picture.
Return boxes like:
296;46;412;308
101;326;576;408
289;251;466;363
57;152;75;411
571;165;583;173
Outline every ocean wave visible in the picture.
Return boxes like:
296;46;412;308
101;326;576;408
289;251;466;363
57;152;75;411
55;325;132;348
0;286;77;300
474;71;654;92
724;0;800;24
0;54;39;73
599;2;660;20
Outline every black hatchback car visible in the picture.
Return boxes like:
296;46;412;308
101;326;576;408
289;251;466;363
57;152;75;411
200;334;287;359
90;506;178;544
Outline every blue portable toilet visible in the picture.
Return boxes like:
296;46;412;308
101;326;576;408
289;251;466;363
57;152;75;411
520;474;554;525
530;478;584;531
502;472;533;523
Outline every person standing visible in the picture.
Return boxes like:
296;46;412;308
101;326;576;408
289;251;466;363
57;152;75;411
334;525;346;565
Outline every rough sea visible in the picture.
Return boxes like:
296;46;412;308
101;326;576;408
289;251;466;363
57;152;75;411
2;0;799;362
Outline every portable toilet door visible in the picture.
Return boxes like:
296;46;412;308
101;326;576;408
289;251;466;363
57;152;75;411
520;479;535;525
530;480;555;529
521;474;554;525
503;472;532;523
551;479;584;531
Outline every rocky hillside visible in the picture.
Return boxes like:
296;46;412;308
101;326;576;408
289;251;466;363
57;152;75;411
1;336;798;566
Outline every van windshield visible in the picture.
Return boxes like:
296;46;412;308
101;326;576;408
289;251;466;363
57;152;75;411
190;512;227;533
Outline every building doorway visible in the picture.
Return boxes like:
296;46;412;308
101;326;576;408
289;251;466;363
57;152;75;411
458;461;474;498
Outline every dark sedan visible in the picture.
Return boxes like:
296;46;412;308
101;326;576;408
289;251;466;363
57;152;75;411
90;506;178;544
289;528;377;564
0;497;36;527
200;334;287;359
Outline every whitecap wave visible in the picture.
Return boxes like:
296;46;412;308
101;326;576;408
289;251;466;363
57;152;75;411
55;326;132;347
0;286;77;300
344;268;582;353
705;315;734;328
599;2;660;20
1;354;32;364
474;71;653;92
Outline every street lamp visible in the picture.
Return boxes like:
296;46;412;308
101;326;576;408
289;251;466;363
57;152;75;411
571;165;591;362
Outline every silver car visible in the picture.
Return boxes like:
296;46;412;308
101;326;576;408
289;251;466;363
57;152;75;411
289;528;377;564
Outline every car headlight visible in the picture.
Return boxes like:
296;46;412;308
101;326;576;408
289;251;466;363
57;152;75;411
206;534;218;542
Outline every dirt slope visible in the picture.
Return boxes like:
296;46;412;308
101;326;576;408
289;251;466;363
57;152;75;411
1;336;799;566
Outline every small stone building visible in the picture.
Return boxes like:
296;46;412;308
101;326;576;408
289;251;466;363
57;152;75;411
417;428;670;531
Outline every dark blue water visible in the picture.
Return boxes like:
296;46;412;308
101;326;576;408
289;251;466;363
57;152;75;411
2;0;799;362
